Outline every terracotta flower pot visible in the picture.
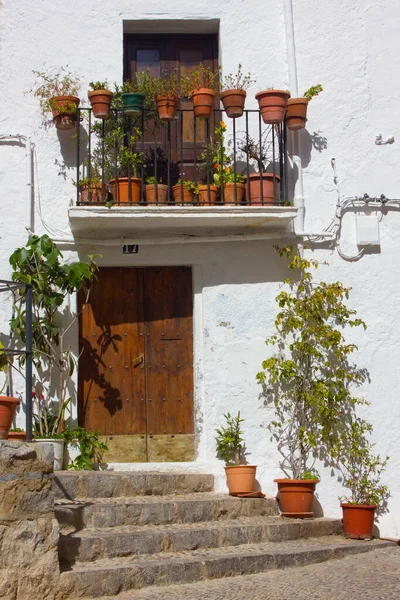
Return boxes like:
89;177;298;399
88;89;113;119
145;184;169;204
255;90;290;124
49;95;80;130
172;183;195;204
122;93;145;115
340;503;377;539
286;97;309;130
220;89;246;118
274;478;319;518
109;177;142;203
223;182;245;204
79;182;105;203
198;184;218;204
245;173;280;205
7;431;26;441
191;88;216;119
225;465;257;494
156;94;179;121
0;396;20;439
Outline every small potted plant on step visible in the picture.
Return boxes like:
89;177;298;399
338;419;389;539
28;66;81;130
220;64;255;118
88;80;114;119
257;247;369;517
215;411;257;495
286;84;323;131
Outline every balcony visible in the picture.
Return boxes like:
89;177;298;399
68;107;297;239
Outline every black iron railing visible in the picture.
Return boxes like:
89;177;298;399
0;280;33;440
76;107;288;207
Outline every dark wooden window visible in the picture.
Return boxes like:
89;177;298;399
123;34;219;181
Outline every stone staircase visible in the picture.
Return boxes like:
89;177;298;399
52;471;391;598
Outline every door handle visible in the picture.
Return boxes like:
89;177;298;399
132;353;144;368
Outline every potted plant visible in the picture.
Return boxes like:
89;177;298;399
88;80;113;119
62;427;108;470
110;143;144;204
9;234;97;468
221;170;245;204
8;427;26;441
220;64;255;118
152;72;180;121
0;343;20;440
145;176;168;204
171;179;198;204
237;134;280;204
74;175;105;203
338;420;389;539
286;84;323;131
121;70;155;116
215;411;256;495
255;87;291;124
182;64;219;119
28;67;81;130
257;247;369;517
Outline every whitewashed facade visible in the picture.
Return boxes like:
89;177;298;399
1;0;399;537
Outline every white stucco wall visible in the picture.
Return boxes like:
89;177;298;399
1;0;400;537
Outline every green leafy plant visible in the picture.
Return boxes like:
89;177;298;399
27;66;81;117
9;235;98;437
220;64;255;92
89;81;110;91
118;145;144;178
145;176;164;185
338;420;389;508
152;72;180;97
176;179;199;194
9;427;24;433
215;411;245;466
303;84;323;102
63;427;108;470
256;246;369;480
181;64;219;95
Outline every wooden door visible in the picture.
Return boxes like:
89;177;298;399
78;266;194;462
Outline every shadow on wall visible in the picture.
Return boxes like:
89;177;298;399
199;241;295;287
56;122;88;181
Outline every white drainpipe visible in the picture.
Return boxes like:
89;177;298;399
283;0;305;234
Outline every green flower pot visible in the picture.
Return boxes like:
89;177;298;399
122;93;145;115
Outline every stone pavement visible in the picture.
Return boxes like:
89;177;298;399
100;545;400;600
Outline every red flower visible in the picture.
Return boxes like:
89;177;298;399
214;163;219;169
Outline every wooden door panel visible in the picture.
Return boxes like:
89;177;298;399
79;268;146;435
144;267;194;436
79;266;194;461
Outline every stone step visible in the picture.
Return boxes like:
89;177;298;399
59;536;392;598
52;471;214;500
90;546;400;600
55;492;279;530
59;516;343;564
